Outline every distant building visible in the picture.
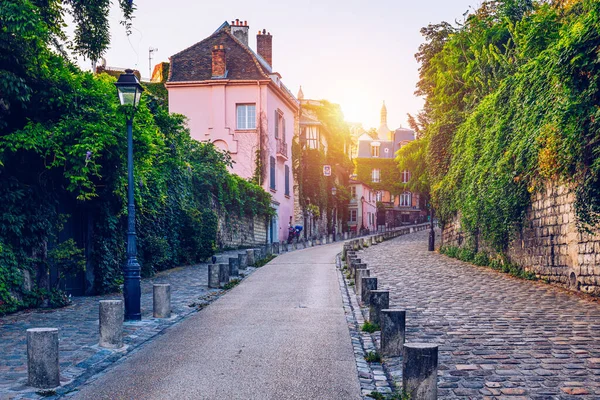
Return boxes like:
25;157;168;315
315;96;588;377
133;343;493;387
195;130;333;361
165;20;299;242
354;102;426;228
347;178;377;233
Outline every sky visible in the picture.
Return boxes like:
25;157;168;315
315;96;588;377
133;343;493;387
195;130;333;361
83;0;478;130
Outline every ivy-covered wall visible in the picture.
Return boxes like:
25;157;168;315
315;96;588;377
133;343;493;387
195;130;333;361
355;158;402;194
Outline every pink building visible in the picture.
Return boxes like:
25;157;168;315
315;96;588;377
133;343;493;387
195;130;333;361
348;179;378;234
166;20;299;242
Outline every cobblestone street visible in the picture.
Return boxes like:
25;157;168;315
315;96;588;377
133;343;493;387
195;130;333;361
0;249;250;399
358;230;600;399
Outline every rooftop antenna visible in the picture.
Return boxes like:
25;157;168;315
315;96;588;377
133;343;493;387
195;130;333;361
149;47;158;79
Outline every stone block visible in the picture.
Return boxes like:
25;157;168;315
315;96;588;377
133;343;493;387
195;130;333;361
369;290;389;326
381;309;406;356
153;284;171;319
99;300;124;348
403;343;438;400
361;277;378;306
238;253;248;269
229;257;239;277
27;328;59;389
218;263;230;286
208;264;220;288
356;268;370;296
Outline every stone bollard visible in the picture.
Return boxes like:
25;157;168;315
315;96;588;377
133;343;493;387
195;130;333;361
369;290;389;326
308;239;313;247
218;263;229;286
208;264;220;288
238;253;248;269
361;277;378;305
403;343;439;400
322;235;327;244
153;284;171;319
344;232;349;240
282;242;288;252
302;240;307;249
253;248;262;262
246;249;255;266
272;242;280;254
356;268;370;295
328;234;333;243
229;257;239;277
353;263;367;283
27;328;60;389
265;243;273;256
99;300;124;348
380;309;406;356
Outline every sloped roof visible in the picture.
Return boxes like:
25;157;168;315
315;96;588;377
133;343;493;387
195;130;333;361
394;128;415;142
169;23;271;82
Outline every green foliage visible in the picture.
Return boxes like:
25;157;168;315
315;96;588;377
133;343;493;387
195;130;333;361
47;239;86;289
356;158;402;194
365;351;382;363
362;321;380;333
0;1;274;314
417;0;600;251
222;279;241;290
254;254;277;268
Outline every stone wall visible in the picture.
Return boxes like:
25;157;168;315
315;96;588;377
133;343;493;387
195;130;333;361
217;213;268;249
442;183;600;295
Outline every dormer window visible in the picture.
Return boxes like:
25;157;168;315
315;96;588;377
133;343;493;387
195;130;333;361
370;141;380;157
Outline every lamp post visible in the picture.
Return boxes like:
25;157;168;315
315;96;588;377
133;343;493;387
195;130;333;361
331;186;337;241
115;69;144;321
428;201;435;252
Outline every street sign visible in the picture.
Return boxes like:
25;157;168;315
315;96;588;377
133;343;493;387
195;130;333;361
323;165;331;176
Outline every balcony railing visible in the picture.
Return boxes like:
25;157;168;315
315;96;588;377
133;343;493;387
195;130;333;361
277;138;288;159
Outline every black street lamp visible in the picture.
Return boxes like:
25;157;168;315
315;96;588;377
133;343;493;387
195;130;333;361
331;186;337;241
428;202;435;252
115;69;144;321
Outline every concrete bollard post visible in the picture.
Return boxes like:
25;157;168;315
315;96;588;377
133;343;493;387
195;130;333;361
307;239;312;247
238;253;248;269
253;248;262;262
272;242;280;254
381;309;406;356
355;268;370;295
219;263;229;286
361;277;378;306
99;300;124;348
403;343;438;400
328;234;333;243
27;328;60;389
353;263;367;281
265;243;273;256
229;257;239;277
208;264;220;288
282;242;288;252
246;249;255;266
369;290;389;326
344;232;348;240
153;284;171;319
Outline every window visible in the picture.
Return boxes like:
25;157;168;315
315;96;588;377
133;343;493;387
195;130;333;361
274;110;284;139
372;168;381;183
375;191;383;202
400;192;412;207
350;186;357;199
371;145;380;157
304;126;319;149
402;170;411;184
284;165;290;196
390;194;395;203
270;156;276;190
349;209;357;222
236;104;256;129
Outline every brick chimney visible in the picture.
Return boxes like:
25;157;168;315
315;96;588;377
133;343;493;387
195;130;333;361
211;45;226;78
256;29;272;67
230;19;249;47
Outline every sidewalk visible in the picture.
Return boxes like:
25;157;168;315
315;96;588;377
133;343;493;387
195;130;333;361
67;244;362;400
0;248;253;400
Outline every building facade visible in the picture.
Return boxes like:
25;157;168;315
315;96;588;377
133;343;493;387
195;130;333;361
347;179;378;233
166;20;299;242
354;102;426;228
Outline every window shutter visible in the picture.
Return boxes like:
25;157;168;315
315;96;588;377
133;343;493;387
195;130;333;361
282;117;286;142
274;111;279;138
285;165;290;195
270;157;276;190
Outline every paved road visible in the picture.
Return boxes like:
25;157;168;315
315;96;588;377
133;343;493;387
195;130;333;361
70;243;362;400
359;230;600;399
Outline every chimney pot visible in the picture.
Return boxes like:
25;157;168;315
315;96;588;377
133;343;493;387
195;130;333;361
231;19;250;46
235;18;239;25
232;20;235;25
244;21;247;26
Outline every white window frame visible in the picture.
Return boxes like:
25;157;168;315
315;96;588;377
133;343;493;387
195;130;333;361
402;170;411;184
371;145;380;157
349;209;357;222
236;104;256;130
372;168;381;183
400;192;412;207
